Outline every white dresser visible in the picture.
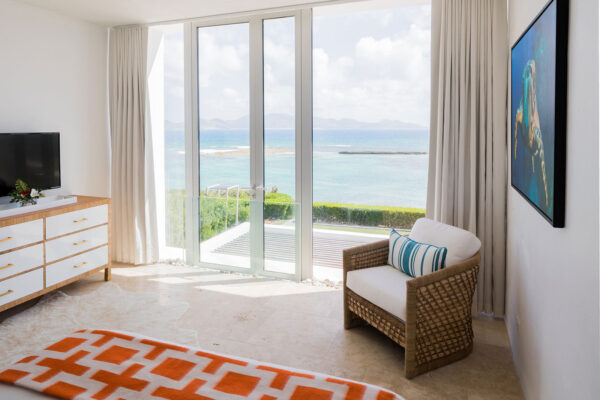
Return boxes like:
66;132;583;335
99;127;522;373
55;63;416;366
0;196;111;312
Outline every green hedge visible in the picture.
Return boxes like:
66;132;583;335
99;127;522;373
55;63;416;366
165;190;425;249
264;193;294;220
166;189;186;248
199;196;250;241
165;190;253;248
313;202;425;229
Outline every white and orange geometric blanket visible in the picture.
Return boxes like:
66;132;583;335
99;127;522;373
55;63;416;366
0;329;402;400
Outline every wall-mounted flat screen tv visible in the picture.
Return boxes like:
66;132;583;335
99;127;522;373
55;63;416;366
0;132;61;197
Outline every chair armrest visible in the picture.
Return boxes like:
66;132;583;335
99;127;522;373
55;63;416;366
406;252;481;317
406;252;481;291
404;252;480;376
343;239;389;278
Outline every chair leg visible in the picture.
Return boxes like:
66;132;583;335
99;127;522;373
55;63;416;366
343;291;363;329
344;309;363;329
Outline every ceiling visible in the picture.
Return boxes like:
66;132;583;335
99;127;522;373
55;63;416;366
15;0;332;27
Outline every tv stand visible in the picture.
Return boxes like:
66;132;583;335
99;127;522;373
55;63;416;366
0;195;77;218
0;196;111;313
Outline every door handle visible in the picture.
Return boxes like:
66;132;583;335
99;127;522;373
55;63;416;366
0;289;14;298
250;184;265;199
0;237;14;243
73;240;88;246
0;263;14;271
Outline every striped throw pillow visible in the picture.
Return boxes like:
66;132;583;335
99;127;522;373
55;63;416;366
388;229;448;278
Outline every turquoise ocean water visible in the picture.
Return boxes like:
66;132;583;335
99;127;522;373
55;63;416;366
165;130;429;209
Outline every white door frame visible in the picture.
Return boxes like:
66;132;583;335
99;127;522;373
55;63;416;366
299;8;313;281
184;10;313;281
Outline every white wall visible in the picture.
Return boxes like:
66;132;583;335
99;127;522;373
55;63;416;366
0;0;109;197
506;1;600;399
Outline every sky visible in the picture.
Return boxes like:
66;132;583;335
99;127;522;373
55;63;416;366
161;3;431;127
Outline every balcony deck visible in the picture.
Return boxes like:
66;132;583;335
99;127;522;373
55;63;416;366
200;222;388;276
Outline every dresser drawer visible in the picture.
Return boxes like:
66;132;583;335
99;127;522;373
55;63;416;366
46;204;108;239
0;219;44;253
0;243;44;281
46;225;108;263
0;268;44;307
46;246;108;287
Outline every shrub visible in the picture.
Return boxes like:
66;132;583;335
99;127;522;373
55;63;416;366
313;202;425;229
199;196;250;241
264;192;294;220
166;190;252;247
166;189;186;248
166;189;425;248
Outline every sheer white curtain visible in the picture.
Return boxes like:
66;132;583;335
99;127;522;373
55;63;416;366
109;26;158;265
428;0;508;315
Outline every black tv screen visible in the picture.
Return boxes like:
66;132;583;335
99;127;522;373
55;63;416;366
0;133;61;197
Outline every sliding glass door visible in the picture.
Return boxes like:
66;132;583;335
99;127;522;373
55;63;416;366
179;1;429;281
196;22;251;270
263;17;298;275
190;13;304;279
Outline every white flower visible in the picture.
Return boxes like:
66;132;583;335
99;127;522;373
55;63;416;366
30;189;39;198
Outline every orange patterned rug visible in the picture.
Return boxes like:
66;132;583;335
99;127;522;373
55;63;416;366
0;329;403;400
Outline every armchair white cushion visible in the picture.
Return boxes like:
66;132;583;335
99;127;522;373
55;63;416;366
409;218;481;266
346;265;411;321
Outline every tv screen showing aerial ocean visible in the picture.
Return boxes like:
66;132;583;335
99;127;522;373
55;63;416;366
165;129;429;209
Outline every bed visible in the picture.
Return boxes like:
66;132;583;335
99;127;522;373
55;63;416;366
0;329;402;400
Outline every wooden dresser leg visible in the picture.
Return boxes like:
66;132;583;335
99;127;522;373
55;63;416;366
104;267;111;281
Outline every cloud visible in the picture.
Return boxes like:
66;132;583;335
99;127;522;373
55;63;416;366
161;5;431;127
197;26;250;120
313;15;431;125
355;26;429;80
164;30;184;123
197;30;248;86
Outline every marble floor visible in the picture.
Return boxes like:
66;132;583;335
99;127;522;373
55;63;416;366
4;263;524;399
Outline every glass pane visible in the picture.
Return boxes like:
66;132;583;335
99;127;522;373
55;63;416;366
163;26;186;255
263;17;296;274
197;23;251;269
312;3;431;281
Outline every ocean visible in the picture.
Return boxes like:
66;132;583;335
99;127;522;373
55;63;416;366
165;129;429;209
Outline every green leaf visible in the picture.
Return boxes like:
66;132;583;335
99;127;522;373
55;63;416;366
15;179;28;192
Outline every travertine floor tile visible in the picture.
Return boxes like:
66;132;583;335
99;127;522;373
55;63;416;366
9;263;523;399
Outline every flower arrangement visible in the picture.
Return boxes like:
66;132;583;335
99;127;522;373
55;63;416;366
9;179;45;207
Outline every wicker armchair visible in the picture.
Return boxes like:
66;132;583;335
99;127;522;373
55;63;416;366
343;239;480;378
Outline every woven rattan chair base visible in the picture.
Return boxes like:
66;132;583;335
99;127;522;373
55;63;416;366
342;239;480;379
346;289;407;346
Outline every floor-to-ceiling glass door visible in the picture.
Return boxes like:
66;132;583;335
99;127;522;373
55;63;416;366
189;13;303;280
195;21;252;271
262;16;298;277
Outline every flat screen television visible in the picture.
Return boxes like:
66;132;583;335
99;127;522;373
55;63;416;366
0;132;61;197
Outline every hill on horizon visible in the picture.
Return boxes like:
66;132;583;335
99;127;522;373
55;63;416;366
165;114;428;132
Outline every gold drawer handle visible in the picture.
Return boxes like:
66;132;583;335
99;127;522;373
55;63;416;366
0;237;14;243
73;218;88;223
74;262;88;269
0;289;14;298
73;240;88;246
0;263;14;271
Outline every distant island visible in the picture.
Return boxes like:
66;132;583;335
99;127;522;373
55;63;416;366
165;114;428;132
